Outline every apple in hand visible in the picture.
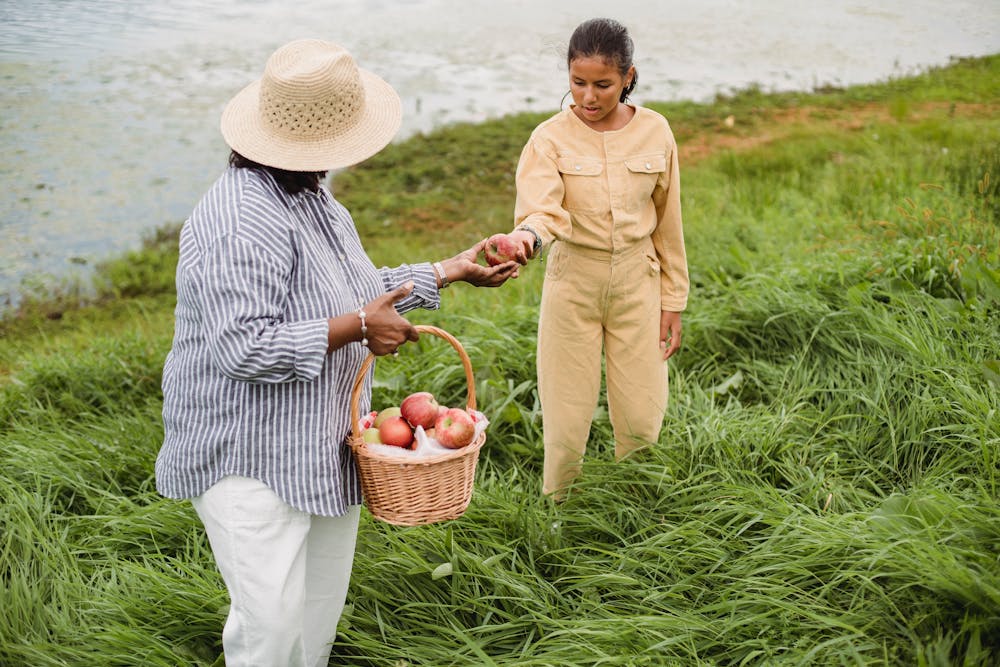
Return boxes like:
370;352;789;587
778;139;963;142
373;406;401;428
400;391;440;429
378;415;414;448
483;233;520;266
434;408;477;449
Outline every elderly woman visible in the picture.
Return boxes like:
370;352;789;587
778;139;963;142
154;39;518;666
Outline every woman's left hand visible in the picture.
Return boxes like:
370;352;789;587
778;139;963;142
438;240;521;288
660;310;682;360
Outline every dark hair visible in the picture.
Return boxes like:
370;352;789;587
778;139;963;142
228;151;326;195
567;18;637;103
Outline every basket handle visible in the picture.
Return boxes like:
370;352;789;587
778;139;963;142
349;325;477;441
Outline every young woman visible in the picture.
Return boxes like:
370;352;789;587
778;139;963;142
505;18;690;499
154;39;518;666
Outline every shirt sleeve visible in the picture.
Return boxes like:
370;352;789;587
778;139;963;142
513;136;572;246
201;234;329;383
651;129;690;312
378;262;441;313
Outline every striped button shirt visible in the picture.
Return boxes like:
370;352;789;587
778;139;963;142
155;167;440;516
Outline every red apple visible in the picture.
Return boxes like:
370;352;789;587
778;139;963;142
434;408;476;449
378;416;414;448
484;233;519;266
400;391;440;429
373;406;401;428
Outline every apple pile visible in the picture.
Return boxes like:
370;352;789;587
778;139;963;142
363;391;477;450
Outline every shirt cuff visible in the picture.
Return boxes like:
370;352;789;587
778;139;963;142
289;318;331;381
660;297;688;312
517;215;556;246
395;262;441;313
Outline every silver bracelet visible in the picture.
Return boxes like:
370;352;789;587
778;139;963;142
517;225;543;258
433;261;449;288
357;308;368;348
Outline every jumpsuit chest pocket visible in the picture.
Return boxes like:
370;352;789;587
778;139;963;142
623;153;667;202
556;156;605;212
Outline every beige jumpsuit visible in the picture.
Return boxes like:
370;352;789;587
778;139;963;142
513;106;690;497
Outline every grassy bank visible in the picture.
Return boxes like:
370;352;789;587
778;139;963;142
2;55;999;666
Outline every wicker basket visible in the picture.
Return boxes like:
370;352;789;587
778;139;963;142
348;325;486;526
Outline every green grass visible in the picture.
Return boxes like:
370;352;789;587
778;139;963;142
2;55;999;666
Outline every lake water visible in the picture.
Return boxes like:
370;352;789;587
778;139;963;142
1;0;998;305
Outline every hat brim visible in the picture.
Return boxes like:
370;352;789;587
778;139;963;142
220;68;402;172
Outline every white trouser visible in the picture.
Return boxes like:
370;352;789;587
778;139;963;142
191;475;360;667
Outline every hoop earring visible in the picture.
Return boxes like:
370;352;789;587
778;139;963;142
620;80;635;103
560;90;571;109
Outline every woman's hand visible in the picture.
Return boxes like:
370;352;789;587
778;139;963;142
363;282;420;355
507;230;537;260
660;310;682;360
438;239;521;288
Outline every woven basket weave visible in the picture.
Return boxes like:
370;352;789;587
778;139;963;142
348;325;486;526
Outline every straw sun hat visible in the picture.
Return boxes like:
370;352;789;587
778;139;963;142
221;38;402;172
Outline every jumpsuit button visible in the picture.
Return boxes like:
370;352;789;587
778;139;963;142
645;162;651;169
575;165;581;171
